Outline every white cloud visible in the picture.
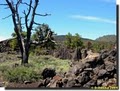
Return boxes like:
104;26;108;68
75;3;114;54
70;15;116;24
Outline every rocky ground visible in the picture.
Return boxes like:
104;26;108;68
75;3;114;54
37;48;117;88
3;48;118;89
61;48;117;88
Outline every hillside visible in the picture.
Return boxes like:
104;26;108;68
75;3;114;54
95;35;116;43
53;35;94;43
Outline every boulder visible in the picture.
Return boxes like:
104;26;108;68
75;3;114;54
41;68;56;79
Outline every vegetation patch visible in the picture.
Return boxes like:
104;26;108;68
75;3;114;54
4;66;41;83
0;55;70;83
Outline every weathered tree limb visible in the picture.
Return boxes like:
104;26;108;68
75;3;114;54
35;13;51;16
24;0;32;29
31;39;57;45
34;22;41;25
2;14;12;19
0;4;8;5
21;2;34;9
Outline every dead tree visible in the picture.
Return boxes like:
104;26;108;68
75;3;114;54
0;0;50;64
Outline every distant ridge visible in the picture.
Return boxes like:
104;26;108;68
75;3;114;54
0;35;116;43
53;35;94;43
53;34;117;44
95;35;116;43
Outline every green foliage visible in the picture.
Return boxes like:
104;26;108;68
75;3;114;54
29;55;70;74
86;41;92;50
91;41;115;52
72;33;83;48
0;65;8;73
11;31;27;38
64;33;72;48
30;46;49;55
10;31;27;50
64;33;83;49
32;24;56;49
32;24;54;41
4;66;41;83
9;39;18;50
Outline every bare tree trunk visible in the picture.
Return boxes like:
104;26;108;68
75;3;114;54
22;52;28;64
16;35;29;64
21;48;30;64
22;41;31;64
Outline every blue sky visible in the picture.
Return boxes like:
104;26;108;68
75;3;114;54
0;0;116;40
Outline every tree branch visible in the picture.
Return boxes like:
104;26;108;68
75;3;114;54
2;14;12;19
31;39;57;45
25;0;32;29
29;0;39;29
34;22;41;25
31;40;47;45
4;6;9;9
0;4;8;6
16;0;21;10
26;0;32;17
21;2;33;9
23;10;28;29
16;0;21;5
35;13;51;16
16;1;22;32
5;0;16;14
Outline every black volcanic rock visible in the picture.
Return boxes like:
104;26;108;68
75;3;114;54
41;68;56;79
60;48;117;88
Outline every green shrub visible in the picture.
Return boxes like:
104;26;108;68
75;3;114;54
0;65;9;73
64;33;83;49
30;46;50;56
9;39;18;50
3;66;42;83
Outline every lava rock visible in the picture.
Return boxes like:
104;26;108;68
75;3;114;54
81;49;88;59
73;47;82;61
97;69;107;78
97;79;104;86
41;68;56;79
43;78;51;87
83;80;96;88
66;79;76;87
109;49;117;57
105;65;115;72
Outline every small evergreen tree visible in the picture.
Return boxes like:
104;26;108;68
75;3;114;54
64;33;83;49
32;24;56;49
